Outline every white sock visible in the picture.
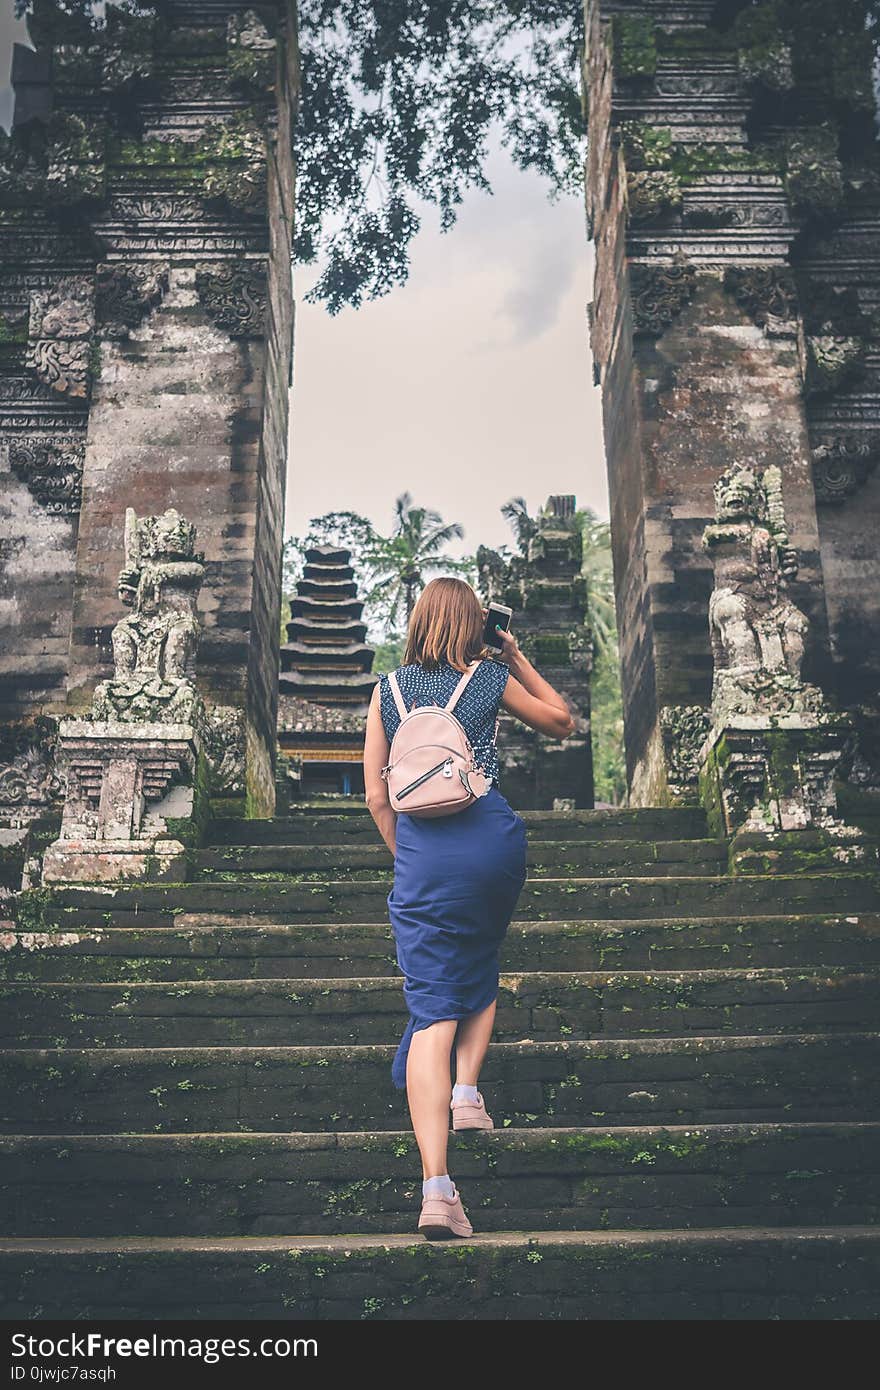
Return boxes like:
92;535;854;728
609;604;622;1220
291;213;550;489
423;1174;456;1200
452;1083;480;1104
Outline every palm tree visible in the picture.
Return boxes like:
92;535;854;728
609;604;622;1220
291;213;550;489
501;496;539;557
575;507;617;661
366;492;467;626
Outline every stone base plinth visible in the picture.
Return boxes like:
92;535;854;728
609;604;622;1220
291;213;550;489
698;715;875;871
42;721;202;885
42;837;189;884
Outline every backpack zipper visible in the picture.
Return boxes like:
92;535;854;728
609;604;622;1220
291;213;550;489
396;757;455;800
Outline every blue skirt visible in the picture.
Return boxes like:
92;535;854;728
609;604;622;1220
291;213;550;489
388;786;528;1090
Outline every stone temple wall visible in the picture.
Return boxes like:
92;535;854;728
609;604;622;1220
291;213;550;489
585;0;880;803
0;0;298;823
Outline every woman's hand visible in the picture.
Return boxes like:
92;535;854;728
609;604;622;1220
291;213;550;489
494;625;521;664
482;608;520;663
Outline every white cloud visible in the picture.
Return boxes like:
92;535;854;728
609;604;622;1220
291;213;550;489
288;146;606;556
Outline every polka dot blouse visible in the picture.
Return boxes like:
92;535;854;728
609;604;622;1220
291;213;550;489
379;658;510;788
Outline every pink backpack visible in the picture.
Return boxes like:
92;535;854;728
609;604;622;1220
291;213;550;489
381;661;492;818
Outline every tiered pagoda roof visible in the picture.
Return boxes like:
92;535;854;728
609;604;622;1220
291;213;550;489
278;548;379;793
280;546;379;706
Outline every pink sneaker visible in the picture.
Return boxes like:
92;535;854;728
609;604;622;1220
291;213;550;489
451;1091;494;1132
418;1186;474;1240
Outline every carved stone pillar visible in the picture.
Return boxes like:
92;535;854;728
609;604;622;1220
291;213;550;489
0;1;299;820
478;496;593;809
584;0;880;804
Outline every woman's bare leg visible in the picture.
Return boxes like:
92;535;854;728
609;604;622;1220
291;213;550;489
406;1019;457;1179
454;999;497;1087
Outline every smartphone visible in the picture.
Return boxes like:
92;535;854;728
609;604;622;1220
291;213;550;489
483;602;512;650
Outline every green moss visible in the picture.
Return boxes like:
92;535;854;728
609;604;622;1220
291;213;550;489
13;889;56;933
528;635;573;667
109;116;265;212
619;122;673;172
733;1;793;91
657;27;736;57
0;311;27;345
612;15;657;79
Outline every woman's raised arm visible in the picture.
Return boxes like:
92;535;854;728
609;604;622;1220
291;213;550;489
496;627;575;739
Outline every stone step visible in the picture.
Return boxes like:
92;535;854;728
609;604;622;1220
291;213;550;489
4;915;878;982
210;807;712;844
193;839;730;881
2;1123;877;1238
3;1034;878;1133
26;871;880;926
5;969;877;1048
2;1227;878;1319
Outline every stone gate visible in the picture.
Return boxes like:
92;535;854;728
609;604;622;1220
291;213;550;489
1;0;879;855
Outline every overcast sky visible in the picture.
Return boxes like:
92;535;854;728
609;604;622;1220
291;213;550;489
1;10;607;559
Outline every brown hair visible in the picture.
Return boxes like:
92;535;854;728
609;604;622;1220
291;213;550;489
403;577;486;672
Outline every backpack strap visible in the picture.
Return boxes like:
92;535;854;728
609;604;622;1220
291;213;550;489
444;660;481;714
386;670;408;721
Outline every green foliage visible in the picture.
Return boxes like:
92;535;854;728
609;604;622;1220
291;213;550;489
371;636;406;674
574;507;615;660
294;1;586;312
501;496;539;555
591;643;625;807
572;508;624;805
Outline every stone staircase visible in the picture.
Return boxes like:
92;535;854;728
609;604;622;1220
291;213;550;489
1;803;879;1319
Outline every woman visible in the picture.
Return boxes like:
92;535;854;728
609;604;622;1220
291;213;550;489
363;576;574;1240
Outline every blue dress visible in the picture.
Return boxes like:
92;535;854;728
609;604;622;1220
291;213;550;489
379;659;528;1090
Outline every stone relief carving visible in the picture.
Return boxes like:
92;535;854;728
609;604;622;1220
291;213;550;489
100;8;156;91
0;718;63;824
108;195;207;223
195;263;267;337
811;435;880;505
227;9;276;95
804;335;867;398
630;257;696;337
660;704;711;802
778;126;844;220
200;115;267;214
89;507;206;725
44;113;107;207
733;5;793;92
8;435;84;513
0;127;45;201
202;704;246;794
703;463;824;722
723;266;798;328
95;263;169;338
567;625;593;674
626;170;682;225
26;276;95;399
